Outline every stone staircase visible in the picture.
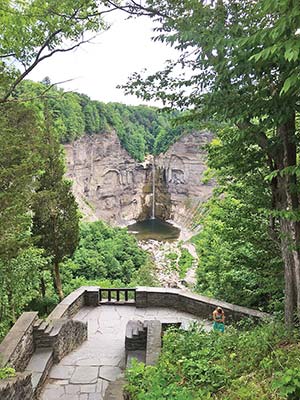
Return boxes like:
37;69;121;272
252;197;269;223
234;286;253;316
22;319;56;399
25;348;53;397
125;320;147;352
24;317;87;399
33;319;56;348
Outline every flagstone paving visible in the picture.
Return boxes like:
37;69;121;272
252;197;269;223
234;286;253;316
40;305;212;400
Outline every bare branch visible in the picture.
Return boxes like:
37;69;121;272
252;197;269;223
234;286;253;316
1;78;77;104
0;35;95;103
105;0;168;18
0;0;169;102
0;53;16;59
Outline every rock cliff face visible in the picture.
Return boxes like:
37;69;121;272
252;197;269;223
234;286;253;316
155;131;214;228
65;130;214;229
64;132;149;225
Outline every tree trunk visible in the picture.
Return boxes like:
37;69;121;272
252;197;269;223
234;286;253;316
53;262;64;301
40;275;46;298
280;218;297;326
7;286;16;323
275;113;300;326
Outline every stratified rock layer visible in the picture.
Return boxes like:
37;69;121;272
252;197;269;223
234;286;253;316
156;130;214;228
65;131;149;225
65;130;214;228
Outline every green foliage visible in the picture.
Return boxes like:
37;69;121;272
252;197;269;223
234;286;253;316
0;100;50;339
273;368;300;400
32;117;80;299
194;192;283;311
0;0;108;101
0;367;15;380
0;248;48;340
0;102;42;260
192;124;283;312
178;248;194;279
130;258;158;287
16;80;194;160
61;221;147;284
125;0;300;124
126;322;300;400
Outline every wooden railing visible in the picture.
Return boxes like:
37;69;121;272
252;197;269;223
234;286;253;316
99;288;136;304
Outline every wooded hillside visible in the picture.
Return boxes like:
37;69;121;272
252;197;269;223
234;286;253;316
17;79;192;161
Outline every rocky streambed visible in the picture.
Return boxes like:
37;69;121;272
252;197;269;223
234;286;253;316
138;238;199;290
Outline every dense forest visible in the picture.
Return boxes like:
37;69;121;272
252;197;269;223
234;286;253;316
17;79;191;161
193;128;284;314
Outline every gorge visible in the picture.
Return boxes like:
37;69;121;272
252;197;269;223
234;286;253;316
2;2;299;398
65;129;214;233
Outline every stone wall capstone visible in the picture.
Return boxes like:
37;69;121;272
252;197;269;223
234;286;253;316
135;287;269;321
46;286;99;323
46;287;86;322
0;312;38;371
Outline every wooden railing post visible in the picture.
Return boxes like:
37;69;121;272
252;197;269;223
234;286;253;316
98;288;136;304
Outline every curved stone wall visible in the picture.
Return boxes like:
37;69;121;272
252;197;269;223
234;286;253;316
135;287;269;321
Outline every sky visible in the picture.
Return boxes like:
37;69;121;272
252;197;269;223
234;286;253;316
28;12;179;107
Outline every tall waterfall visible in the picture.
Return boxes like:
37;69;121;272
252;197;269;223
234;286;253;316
151;157;155;219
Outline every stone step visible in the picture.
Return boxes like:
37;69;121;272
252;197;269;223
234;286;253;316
25;348;53;394
44;323;54;334
126;350;146;367
38;321;49;331
104;376;126;400
33;318;43;329
125;320;145;339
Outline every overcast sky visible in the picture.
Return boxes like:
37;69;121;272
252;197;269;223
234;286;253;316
28;12;179;107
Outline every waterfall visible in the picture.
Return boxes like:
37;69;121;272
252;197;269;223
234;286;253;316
151;157;155;219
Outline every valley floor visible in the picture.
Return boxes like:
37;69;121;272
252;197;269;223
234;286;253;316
139;239;198;289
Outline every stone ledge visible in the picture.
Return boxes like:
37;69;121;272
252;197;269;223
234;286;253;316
47;287;86;321
47;286;99;322
0;312;38;369
145;320;162;366
135;287;269;321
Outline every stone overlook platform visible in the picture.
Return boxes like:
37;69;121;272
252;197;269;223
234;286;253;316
0;287;269;400
42;305;210;400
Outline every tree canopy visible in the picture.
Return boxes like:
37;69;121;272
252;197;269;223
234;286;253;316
123;0;300;326
15;79;193;160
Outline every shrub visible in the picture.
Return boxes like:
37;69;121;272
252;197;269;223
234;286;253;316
0;367;15;380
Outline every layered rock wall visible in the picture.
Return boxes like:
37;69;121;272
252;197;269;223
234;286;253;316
65;130;214;228
155;131;214;228
65;132;149;225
